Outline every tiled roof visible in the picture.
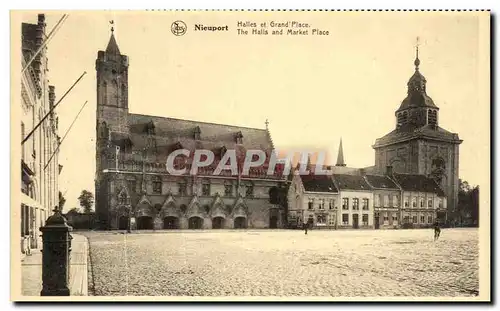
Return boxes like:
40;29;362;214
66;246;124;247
333;174;372;191
299;175;338;193
364;174;399;190
392;173;445;196
127;113;273;157
374;124;461;147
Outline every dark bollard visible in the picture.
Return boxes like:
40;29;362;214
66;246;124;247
39;209;73;296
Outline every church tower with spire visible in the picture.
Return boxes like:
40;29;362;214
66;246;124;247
336;138;346;167
372;43;462;217
95;24;130;229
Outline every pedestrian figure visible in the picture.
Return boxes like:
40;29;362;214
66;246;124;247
304;222;308;235
434;221;441;241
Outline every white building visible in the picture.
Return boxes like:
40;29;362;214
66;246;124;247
333;174;374;229
287;173;339;229
20;14;61;253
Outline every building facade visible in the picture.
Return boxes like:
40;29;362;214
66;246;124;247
95;30;286;230
287;173;339;229
20;14;61;252
363;171;401;229
392;172;447;228
372;50;462;222
334;174;374;229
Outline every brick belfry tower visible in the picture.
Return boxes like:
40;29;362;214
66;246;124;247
372;44;462;220
95;25;129;229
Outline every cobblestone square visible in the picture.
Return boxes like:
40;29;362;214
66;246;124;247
86;228;479;297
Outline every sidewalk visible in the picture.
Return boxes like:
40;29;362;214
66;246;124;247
21;234;89;296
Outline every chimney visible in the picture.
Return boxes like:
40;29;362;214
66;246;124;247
386;165;393;176
359;168;366;176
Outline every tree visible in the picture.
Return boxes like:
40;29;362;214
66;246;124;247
59;191;66;211
456;179;479;226
78;190;94;214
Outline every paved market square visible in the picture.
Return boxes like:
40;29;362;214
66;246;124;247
84;228;479;297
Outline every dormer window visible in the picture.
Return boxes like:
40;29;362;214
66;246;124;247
194;126;201;140
235;131;243;144
145;121;156;135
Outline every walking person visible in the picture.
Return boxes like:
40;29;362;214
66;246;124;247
304;222;308;235
433;221;441;241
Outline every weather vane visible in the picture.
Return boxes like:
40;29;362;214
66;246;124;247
110;20;114;33
414;36;421;69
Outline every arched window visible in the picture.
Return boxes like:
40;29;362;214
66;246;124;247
402;111;408;124
428;109;437;126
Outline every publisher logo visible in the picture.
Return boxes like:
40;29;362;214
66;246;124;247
171;21;187;36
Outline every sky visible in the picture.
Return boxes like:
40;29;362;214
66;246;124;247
16;11;489;211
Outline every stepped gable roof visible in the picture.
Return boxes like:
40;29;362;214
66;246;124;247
373;124;461;148
299;174;338;193
392;173;445;196
333;174;372;191
364;174;399;190
21;23;38;57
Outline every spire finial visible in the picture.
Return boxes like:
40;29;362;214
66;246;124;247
110;20;115;33
265;119;269;129
414;36;421;70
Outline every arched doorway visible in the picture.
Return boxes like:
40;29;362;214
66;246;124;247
163;216;179;229
234;217;247;229
188;216;204;229
118;216;129;230
136;216;154;230
269;216;278;228
212;217;225;229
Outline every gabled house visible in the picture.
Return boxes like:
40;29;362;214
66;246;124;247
362;167;401;229
391;170;447;228
333;174;374;229
287;172;339;229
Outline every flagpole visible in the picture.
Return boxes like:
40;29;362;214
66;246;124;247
43;101;88;170
22;14;68;74
22;71;87;145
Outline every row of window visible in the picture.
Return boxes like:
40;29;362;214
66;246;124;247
125;177;254;197
396;109;437;125
341;213;370;226
403;197;442;208
342;198;370;210
307;199;335;210
374;194;399;207
403;215;434;224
